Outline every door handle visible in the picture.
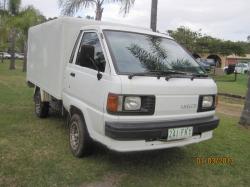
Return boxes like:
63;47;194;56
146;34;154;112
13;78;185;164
70;72;75;77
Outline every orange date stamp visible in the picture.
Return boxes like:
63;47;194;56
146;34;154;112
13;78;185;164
194;156;233;165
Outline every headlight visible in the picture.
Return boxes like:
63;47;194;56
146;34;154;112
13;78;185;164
198;95;216;112
124;97;141;111
107;93;155;115
202;96;214;108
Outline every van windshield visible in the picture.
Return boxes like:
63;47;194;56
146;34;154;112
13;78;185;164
104;30;205;75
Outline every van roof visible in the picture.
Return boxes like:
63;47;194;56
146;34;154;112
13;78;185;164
34;17;171;39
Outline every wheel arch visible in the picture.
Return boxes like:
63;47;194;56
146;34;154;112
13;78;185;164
34;86;50;102
69;105;85;119
68;104;99;141
69;105;94;139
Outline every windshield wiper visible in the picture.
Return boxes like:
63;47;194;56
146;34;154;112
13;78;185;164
148;70;209;80
165;73;208;81
128;70;188;79
128;70;208;80
149;70;188;76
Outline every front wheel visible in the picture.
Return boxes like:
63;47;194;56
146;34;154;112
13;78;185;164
69;113;93;157
34;89;49;118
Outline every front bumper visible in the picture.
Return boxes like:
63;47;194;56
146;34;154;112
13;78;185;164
105;116;219;141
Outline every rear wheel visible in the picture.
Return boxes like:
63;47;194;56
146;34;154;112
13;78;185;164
34;89;49;118
69;113;93;157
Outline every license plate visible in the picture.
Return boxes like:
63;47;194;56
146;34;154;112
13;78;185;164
167;127;193;141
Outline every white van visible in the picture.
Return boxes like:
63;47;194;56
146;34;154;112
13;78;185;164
27;17;219;157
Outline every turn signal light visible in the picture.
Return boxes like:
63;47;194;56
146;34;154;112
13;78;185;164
107;94;119;113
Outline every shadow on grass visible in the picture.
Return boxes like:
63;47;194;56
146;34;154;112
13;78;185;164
48;109;68;125
92;141;188;173
46;110;189;172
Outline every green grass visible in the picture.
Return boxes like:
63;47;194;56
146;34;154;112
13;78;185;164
1;60;250;187
213;74;248;97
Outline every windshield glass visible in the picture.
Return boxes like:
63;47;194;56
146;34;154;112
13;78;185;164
104;30;205;75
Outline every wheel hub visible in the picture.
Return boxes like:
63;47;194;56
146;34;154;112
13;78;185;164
70;122;80;150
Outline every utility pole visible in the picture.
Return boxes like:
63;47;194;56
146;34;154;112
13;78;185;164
150;0;158;32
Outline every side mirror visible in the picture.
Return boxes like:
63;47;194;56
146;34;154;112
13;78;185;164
80;45;102;80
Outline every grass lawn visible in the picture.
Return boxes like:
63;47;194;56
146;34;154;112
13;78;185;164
1;60;250;187
213;73;248;97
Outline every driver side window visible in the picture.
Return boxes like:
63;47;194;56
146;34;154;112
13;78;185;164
75;32;106;72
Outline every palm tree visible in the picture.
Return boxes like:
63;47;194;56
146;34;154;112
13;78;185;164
8;0;21;70
150;0;158;32
127;36;169;71
239;73;250;126
59;0;135;20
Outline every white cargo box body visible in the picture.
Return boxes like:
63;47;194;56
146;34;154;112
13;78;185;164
27;17;152;99
27;17;104;99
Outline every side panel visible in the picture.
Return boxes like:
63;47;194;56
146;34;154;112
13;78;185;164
63;30;121;139
27;22;64;99
63;68;121;137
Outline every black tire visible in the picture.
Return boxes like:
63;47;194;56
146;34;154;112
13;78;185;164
34;89;49;118
69;113;93;157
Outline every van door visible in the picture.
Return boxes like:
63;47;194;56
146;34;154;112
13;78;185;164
65;31;109;135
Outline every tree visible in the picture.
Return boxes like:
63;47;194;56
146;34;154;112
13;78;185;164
168;26;246;56
59;0;135;20
150;0;158;32
16;6;45;71
1;1;45;71
0;9;9;51
239;73;250;126
8;0;20;15
168;27;201;53
8;0;21;70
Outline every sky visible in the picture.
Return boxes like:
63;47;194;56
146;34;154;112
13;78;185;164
21;0;250;42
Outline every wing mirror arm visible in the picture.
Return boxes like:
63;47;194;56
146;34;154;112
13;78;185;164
88;57;103;81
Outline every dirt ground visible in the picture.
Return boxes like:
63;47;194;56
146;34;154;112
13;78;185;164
216;101;243;117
